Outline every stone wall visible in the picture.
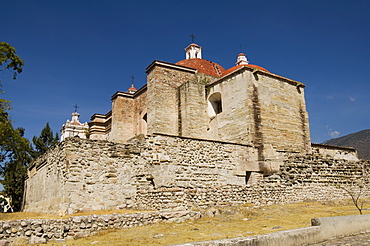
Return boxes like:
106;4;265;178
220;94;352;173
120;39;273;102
206;70;253;144
0;210;200;244
178;74;210;138
24;135;257;214
133;87;147;136
24;135;370;214
205;67;310;154
147;63;196;136
109;87;148;143
89;111;112;141
89;60;310;155
311;143;359;161
110;93;135;143
25;144;66;213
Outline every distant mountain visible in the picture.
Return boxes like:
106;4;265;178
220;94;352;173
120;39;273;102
323;129;370;160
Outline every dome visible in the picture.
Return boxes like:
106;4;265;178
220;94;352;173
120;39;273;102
127;84;137;94
176;58;226;77
223;64;269;76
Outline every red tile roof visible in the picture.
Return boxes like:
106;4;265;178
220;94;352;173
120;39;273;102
222;64;269;76
176;58;226;77
176;58;269;77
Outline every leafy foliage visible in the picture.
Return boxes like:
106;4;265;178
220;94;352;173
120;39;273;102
0;42;24;91
0;99;32;211
32;122;59;158
0;42;24;75
0;43;29;211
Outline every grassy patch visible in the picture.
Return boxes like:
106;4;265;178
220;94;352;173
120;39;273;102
12;200;370;246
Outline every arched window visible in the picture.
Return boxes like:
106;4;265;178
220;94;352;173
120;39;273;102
208;92;222;117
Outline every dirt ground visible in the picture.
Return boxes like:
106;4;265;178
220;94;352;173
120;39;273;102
7;199;370;246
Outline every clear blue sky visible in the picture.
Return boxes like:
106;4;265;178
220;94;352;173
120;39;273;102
1;0;369;144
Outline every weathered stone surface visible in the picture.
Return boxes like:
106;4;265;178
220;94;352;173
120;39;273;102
0;211;199;244
24;136;367;215
91;55;311;154
0;240;10;246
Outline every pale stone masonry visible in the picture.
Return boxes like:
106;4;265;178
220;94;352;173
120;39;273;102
88;43;310;161
24;135;367;214
24;42;368;214
0;210;200;244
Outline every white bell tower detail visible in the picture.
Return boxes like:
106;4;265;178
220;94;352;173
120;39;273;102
236;53;249;65
185;43;202;59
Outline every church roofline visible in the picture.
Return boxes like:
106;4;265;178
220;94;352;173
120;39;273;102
111;84;147;100
146;60;197;74
256;69;305;87
209;65;305;88
185;43;201;49
90;111;112;121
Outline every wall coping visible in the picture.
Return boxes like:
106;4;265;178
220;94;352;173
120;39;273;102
312;143;357;152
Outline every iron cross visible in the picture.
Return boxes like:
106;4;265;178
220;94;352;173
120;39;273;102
190;34;196;43
73;103;79;112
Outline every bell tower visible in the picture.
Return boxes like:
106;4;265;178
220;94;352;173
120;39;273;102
185;43;202;59
236;53;249;65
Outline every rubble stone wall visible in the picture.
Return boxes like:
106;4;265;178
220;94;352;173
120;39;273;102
0;210;200;244
24;135;370;214
24;144;66;213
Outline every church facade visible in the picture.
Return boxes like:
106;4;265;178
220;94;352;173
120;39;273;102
60;112;88;141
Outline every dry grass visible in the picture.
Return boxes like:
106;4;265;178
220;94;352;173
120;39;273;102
11;200;370;246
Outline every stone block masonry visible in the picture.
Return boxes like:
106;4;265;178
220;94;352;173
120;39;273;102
0;210;200;244
24;134;370;214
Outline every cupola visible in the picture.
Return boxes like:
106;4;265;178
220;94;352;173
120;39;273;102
236;53;249;65
127;84;137;94
71;112;80;123
185;43;202;59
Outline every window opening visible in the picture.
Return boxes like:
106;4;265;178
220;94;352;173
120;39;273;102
245;171;252;185
208;92;223;117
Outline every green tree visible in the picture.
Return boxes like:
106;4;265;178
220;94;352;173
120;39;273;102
0;99;32;211
0;42;24;91
0;43;27;211
32;122;59;158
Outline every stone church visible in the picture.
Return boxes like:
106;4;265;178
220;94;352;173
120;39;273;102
89;43;310;152
24;43;364;214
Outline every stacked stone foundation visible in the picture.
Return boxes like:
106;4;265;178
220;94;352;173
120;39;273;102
0;211;200;244
24;135;369;214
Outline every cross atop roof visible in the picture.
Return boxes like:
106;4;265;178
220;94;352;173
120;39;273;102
73;103;79;112
190;34;196;43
